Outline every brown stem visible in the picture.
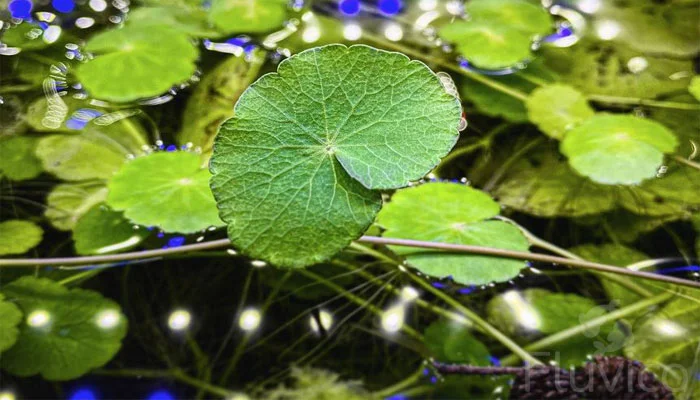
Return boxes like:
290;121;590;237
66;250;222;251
432;362;528;376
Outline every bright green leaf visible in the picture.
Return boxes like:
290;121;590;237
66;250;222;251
209;0;288;34
440;22;533;70
108;151;222;233
376;183;529;285
561;115;678;185
493;144;616;217
45;182;109;231
0;277;127;380
525;84;594;139
424;320;491;364
127;6;224;37
73;204;150;255
210;45;461;267
75;25;198;102
0;136;42;181
0;293;23;353
468;0;552;36
0;220;43;256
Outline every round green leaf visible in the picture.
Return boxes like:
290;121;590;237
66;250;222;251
526;84;594;139
108;151;222;233
376;183;529;285
0;220;43;256
468;0;552;36
73;204;150;255
494;145;617;217
561;115;678;185
440;22;533;70
209;0;288;35
75;25;198;102
210;45;461;267
0;293;23;353
690;76;700;101
127;6;224;37
45;182;109;231
0;277;127;380
424;320;491;364
0;136;43;181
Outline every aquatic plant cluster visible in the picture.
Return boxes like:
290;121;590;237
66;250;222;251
0;0;699;399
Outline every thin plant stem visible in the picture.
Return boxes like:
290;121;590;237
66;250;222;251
357;237;700;290
499;291;675;366
297;268;423;340
587;94;700;111
56;269;102;286
218;271;292;385
673;154;700;171
483;137;543;191
350;243;543;366
3;236;698;289
504;217;654;298
334;260;475;329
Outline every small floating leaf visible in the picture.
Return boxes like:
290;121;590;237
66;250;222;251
376;182;530;285
0;277;127;380
108;151;222;233
0;220;43;256
209;0;289;35
561;115;678;185
526;84;594;139
0;136;43;181
440;0;551;70
440;23;533;70
210;45;461;267
0;293;23;353
424;320;491;364
73;204;150;255
75;25;198;102
45;182;108;231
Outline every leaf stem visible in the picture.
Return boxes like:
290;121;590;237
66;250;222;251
3;236;699;289
297;268;423;340
499;291;675;366
673;154;700;171
587;94;700;111
357;237;700;289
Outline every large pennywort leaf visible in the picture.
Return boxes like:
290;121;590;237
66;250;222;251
210;45;461;267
